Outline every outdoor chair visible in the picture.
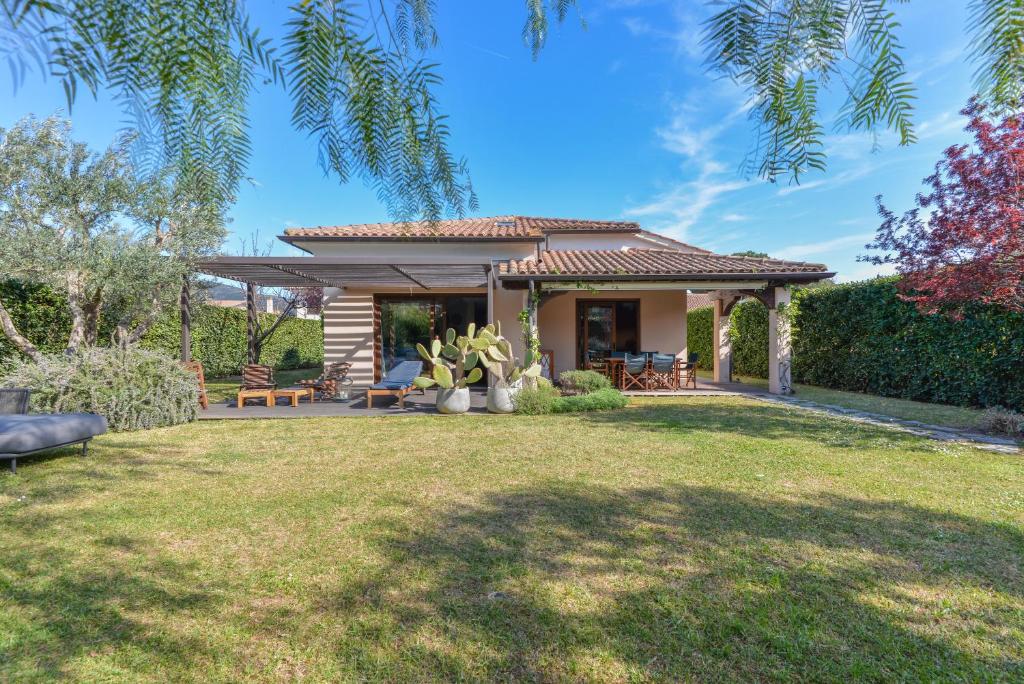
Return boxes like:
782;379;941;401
619;352;649;391
648;353;679;390
298;361;351;398
679;352;698;390
182;361;209;409
366;360;424;409
0;388;107;473
237;364;277;408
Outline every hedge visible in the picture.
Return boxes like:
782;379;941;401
685;278;1024;410
1;280;323;377
686;305;714;370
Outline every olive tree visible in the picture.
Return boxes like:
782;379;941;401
0;115;224;360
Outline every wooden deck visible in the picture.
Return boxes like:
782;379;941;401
198;380;756;420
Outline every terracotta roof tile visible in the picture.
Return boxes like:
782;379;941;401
498;249;830;278
282;215;641;240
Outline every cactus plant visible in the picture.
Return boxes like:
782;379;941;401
476;322;542;388
412;326;484;390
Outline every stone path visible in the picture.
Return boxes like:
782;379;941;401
752;393;1020;455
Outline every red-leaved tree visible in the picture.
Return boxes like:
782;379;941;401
864;98;1024;314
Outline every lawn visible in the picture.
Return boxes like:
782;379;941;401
1;397;1021;682
698;370;988;431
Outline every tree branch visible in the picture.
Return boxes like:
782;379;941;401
0;296;42;362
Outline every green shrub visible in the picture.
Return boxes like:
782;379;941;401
558;369;611;394
513;382;561;415
686;305;713;370
1;346;198;430
552;387;628;413
730;300;769;378
2;280;323;377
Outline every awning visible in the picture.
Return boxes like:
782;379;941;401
195;257;490;289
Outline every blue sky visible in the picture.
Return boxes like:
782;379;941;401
0;0;976;281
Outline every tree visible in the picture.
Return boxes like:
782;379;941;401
0;116;225;360
3;1;1023;210
864;98;1024;313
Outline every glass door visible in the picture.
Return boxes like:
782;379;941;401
577;300;640;368
377;295;488;378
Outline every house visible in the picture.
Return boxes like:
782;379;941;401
197;216;833;394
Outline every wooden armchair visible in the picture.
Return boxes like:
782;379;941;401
241;364;276;390
648;353;679;390
182;361;209;409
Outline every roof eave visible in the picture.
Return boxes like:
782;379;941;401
499;271;835;283
278;234;545;245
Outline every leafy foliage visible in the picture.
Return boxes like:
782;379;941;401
686;279;1024;411
558;369;611;395
686;305;714;370
512;380;561;415
0;0;581;218
0;117;224;358
1;346;198;430
865;98;1024;313
552;387;627;413
0;282;323;377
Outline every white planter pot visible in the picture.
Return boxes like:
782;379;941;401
436;387;471;414
486;386;519;414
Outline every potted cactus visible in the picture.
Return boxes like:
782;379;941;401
477;322;542;414
412;325;484;414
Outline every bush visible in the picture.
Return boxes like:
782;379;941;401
552;387;628;413
512;382;561;415
1;346;198;431
559;369;611;394
686;305;713;370
977;408;1024;438
730;300;770;378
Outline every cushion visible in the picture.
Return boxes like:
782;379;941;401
0;414;108;455
372;361;423;390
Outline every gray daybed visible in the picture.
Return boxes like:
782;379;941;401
0;389;107;473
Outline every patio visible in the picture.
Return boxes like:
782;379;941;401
198;379;758;419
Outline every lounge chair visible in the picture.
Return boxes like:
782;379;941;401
0;389;107;473
366;361;423;409
297;361;351;398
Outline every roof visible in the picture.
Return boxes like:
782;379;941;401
498;249;832;281
280;215;641;242
687;293;713;309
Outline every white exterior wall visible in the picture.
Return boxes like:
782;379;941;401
322;287;376;387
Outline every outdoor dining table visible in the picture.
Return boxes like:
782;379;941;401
599;355;695;389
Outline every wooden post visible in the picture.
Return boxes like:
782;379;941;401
179;275;192;362
246;282;257;365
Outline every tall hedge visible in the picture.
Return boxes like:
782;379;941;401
1;281;323;377
793;278;1024;410
685;278;1024;410
686;306;714;369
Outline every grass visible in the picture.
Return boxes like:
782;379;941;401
698;370;987;431
1;397;1022;681
204;367;321;403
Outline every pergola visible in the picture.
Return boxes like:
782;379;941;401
190;252;834;395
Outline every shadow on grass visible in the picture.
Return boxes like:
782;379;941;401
583;398;941;454
0;532;221;679
318;482;1024;681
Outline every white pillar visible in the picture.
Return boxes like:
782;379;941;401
768;286;793;395
713;297;731;383
678;291;689;361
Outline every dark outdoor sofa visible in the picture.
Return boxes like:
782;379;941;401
0;389;107;473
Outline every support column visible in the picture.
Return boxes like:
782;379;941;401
179;275;191;362
713;297;732;383
768;286;793;394
246;282;257;365
678;291;689;361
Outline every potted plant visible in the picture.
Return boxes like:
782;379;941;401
477;323;541;414
412;325;484;414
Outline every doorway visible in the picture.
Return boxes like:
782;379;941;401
576;300;640;368
376;295;487;377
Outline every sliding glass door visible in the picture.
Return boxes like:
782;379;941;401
576;300;640;368
377;295;487;377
